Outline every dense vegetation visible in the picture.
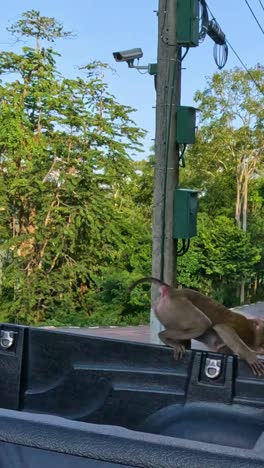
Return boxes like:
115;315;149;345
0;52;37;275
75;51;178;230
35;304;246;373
0;11;263;326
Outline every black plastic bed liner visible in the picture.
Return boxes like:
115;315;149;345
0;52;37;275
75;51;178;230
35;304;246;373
0;323;263;467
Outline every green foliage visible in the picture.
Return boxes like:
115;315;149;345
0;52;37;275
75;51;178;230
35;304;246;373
0;12;264;327
177;214;260;303
7;10;73;46
83;269;150;326
179;67;264;304
0;11;149;325
183;68;264;219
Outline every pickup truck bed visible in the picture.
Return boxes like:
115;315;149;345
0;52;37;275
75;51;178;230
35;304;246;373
0;323;264;467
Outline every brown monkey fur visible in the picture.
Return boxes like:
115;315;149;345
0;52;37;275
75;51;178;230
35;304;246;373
128;277;264;376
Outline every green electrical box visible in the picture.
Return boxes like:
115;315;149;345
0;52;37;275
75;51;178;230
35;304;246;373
173;188;198;239
176;106;196;145
176;0;199;47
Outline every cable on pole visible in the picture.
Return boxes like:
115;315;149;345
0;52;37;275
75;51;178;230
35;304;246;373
258;0;264;12
243;0;264;36
199;0;209;42
206;2;264;96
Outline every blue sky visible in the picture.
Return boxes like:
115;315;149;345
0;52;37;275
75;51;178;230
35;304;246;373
0;1;263;157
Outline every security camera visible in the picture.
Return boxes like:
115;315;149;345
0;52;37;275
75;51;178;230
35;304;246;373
113;48;143;67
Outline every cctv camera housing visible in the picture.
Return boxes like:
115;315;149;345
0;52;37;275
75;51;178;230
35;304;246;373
113;48;143;63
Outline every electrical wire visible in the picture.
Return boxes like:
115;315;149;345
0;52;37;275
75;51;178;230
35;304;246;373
177;239;191;256
137;69;148;75
206;2;264;96
225;39;264;95
199;0;209;42
179;144;187;167
243;0;264;35
258;0;264;12
181;47;190;61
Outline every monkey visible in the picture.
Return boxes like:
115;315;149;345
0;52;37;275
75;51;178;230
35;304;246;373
128;277;264;377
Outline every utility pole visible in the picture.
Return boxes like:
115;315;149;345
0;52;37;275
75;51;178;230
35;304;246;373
150;0;182;343
112;1;228;343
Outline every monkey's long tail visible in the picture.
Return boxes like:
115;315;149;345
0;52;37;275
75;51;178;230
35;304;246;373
128;276;170;293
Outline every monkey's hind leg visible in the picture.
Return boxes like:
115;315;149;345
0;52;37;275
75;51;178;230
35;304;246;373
170;296;212;338
213;323;264;377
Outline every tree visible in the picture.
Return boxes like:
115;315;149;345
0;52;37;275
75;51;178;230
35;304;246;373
182;67;264;302
7;10;73;51
0;11;147;325
177;214;261;306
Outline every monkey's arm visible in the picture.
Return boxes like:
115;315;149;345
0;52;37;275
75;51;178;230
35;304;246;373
213;324;264;377
158;329;186;360
158;306;211;360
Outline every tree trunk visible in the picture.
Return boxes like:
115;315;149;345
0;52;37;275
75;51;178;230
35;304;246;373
254;276;258;295
239;173;248;304
36;36;40;53
242;176;248;232
240;280;245;304
235;176;241;228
